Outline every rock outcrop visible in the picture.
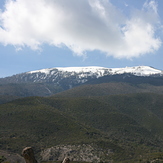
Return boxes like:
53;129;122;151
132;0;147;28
41;144;113;163
22;147;37;163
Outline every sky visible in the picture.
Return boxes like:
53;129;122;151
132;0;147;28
0;0;163;78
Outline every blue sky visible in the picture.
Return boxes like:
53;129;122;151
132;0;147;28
0;0;163;78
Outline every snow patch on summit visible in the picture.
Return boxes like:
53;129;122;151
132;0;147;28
28;66;162;77
111;66;162;76
1;66;162;88
28;66;110;78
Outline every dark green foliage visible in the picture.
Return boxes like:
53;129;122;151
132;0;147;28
0;97;100;154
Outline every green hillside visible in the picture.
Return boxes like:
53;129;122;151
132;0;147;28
1;74;163;105
0;83;63;104
0;97;102;153
54;82;163;97
1;92;163;162
46;94;163;143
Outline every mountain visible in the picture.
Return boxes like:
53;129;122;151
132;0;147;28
1;93;163;162
1;66;163;162
0;66;162;86
54;82;163;97
0;66;163;103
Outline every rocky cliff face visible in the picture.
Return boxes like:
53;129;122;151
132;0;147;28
40;144;113;163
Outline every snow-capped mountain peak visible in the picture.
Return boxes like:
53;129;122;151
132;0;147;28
28;66;162;77
111;66;162;76
28;66;108;75
1;66;162;90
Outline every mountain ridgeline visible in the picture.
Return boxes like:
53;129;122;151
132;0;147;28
0;66;163;85
1;66;163;162
0;66;163;100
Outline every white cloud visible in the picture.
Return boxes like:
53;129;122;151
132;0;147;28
143;0;158;14
0;0;162;58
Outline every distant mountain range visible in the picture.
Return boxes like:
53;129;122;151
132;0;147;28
1;66;163;85
0;66;163;103
27;65;163;76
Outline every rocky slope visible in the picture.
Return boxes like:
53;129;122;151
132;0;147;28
41;144;113;163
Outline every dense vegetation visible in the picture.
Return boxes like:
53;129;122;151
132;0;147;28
1;73;163;162
1;90;163;162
